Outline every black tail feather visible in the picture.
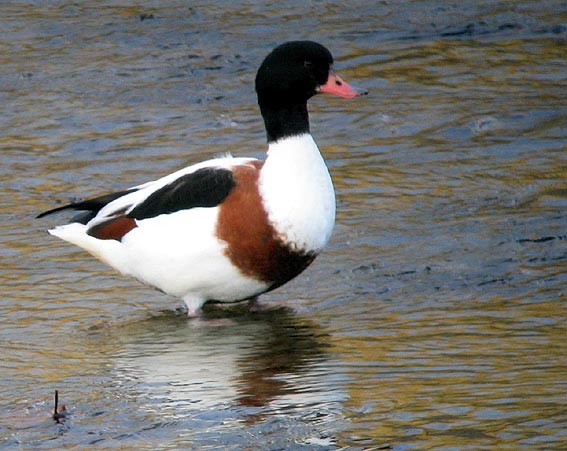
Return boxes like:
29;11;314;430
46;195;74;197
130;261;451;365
36;189;136;223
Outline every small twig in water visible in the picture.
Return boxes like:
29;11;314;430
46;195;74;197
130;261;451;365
52;390;67;423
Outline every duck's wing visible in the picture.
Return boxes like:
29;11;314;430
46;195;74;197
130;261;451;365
39;156;257;242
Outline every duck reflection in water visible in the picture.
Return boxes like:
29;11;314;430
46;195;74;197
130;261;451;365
108;306;344;425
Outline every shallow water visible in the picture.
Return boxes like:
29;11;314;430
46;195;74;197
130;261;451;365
1;1;567;450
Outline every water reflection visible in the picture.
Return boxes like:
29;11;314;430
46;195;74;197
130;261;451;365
106;306;346;430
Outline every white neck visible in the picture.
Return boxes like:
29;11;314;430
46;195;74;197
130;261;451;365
259;134;335;252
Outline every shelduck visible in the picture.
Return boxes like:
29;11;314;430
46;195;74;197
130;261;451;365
38;41;366;316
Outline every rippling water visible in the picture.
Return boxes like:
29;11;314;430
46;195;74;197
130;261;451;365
1;1;566;450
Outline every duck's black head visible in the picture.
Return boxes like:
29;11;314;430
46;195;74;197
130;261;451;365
255;41;334;104
255;41;365;143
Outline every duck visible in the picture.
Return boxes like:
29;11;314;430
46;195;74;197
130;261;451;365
38;40;366;316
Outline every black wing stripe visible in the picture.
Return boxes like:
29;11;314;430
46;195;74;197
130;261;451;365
128;167;236;220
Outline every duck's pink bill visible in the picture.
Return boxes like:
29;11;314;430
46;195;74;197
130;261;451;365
319;72;368;99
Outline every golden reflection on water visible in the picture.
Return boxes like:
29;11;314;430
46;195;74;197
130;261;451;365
331;296;567;448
